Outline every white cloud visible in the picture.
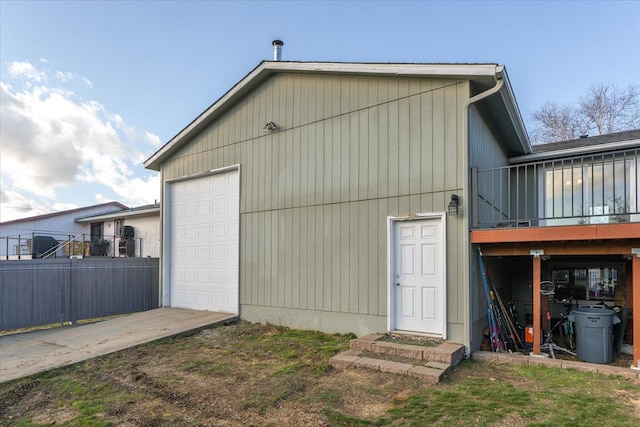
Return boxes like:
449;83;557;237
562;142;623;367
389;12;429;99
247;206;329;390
55;70;93;89
0;186;50;222
0;60;160;221
8;61;47;82
52;202;80;212
94;194;114;204
55;70;77;82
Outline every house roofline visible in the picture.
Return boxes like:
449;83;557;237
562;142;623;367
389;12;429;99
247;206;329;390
0;202;128;226
144;61;529;170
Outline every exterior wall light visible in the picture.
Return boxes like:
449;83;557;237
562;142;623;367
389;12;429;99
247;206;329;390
448;194;460;216
264;121;277;132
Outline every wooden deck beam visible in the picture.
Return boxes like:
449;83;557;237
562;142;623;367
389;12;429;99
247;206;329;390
471;223;640;245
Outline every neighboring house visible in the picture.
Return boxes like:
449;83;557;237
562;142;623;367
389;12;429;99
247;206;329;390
0;202;126;259
144;57;639;366
0;202;160;259
75;203;161;258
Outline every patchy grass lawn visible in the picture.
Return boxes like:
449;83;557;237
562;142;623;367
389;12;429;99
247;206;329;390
1;321;639;426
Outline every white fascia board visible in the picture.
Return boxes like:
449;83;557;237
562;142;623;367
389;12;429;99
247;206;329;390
263;61;501;79
144;61;502;170
75;207;160;223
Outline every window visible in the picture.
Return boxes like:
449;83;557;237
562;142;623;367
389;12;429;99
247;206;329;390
542;154;637;224
549;264;623;302
90;222;103;243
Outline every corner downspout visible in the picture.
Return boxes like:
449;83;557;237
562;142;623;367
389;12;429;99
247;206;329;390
461;68;504;357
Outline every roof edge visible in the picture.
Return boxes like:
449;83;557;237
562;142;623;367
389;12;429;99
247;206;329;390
509;136;640;164
495;66;531;153
0;202;128;226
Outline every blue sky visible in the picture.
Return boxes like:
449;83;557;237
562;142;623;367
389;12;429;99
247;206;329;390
1;0;638;222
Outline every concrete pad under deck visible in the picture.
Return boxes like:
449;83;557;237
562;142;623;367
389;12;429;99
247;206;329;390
0;308;236;383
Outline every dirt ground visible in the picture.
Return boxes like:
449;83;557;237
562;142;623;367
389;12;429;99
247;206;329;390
1;321;638;426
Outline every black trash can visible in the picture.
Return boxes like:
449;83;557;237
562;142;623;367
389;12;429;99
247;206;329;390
571;306;616;364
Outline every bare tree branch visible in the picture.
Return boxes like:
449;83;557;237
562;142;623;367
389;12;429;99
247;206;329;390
531;83;640;144
531;101;583;143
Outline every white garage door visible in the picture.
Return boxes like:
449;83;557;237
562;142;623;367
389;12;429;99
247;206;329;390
168;169;239;313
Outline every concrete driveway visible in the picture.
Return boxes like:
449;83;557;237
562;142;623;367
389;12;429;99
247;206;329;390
0;308;236;383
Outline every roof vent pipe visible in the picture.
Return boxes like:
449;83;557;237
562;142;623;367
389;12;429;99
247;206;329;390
272;40;284;61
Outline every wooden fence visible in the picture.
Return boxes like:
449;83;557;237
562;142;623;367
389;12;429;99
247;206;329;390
0;257;159;331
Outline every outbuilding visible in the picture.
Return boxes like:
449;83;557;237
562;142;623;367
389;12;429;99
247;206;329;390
144;57;528;351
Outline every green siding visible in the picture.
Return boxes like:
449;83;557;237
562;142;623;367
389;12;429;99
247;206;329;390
162;72;470;336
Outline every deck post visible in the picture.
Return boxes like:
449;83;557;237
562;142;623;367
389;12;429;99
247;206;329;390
633;251;640;368
532;253;542;354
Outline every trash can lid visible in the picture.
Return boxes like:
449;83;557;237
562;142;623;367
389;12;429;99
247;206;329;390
573;306;615;314
571;306;620;324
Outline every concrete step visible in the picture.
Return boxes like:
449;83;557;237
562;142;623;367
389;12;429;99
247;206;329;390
349;334;465;365
330;334;465;384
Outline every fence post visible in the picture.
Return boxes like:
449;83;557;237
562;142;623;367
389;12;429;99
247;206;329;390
60;260;65;326
145;256;150;310
70;257;77;325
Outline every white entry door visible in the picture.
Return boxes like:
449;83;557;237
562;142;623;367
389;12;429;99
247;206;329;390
392;216;446;337
167;169;240;314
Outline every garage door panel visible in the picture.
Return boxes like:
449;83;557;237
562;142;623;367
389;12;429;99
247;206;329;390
184;247;197;260
213;198;227;214
185;180;197;195
169;170;240;314
198;223;211;237
198;246;210;260
198;201;211;215
184;290;196;305
197;291;210;306
212;222;226;237
172;290;185;305
212;269;226;283
198;269;210;282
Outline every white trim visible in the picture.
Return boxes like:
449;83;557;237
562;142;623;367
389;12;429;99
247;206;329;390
162;179;171;307
387;212;447;338
261;61;501;78
164;164;241;184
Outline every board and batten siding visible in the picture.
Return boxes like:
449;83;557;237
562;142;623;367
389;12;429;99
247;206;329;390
161;73;470;337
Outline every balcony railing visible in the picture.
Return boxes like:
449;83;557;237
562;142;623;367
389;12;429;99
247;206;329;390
0;232;143;260
472;147;640;229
